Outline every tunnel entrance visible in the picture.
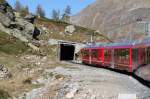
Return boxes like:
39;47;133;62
59;43;75;61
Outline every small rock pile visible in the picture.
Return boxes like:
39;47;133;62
0;64;11;79
20;55;55;69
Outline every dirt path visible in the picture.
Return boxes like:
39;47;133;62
17;62;150;99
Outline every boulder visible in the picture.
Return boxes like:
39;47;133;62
0;0;41;50
14;18;35;40
0;0;15;27
0;12;12;27
0;64;12;79
65;25;76;35
33;27;40;40
24;14;36;24
48;39;59;45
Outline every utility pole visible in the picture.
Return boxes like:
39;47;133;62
129;32;132;42
146;22;150;37
90;34;93;43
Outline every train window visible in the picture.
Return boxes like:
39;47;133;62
104;50;109;58
82;50;89;57
114;49;129;64
104;50;107;56
91;49;98;58
104;50;111;61
116;49;129;57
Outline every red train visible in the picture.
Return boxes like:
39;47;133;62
81;40;150;72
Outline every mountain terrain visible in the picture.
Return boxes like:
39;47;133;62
0;0;110;98
71;0;150;41
0;0;149;98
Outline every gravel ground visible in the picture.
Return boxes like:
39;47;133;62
135;64;150;81
17;62;150;99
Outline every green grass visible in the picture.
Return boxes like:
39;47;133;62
37;18;70;27
0;31;28;55
37;17;112;43
0;89;12;99
0;0;5;3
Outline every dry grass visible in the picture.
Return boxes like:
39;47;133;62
36;18;109;43
0;31;28;55
0;51;69;98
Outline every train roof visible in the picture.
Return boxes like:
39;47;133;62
84;37;150;49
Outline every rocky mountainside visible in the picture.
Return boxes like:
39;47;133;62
0;0;111;47
0;0;40;50
71;0;150;42
35;18;111;43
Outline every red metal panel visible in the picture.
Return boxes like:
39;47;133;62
129;48;132;72
89;48;92;64
102;48;105;65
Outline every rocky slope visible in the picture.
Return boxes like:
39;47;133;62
71;0;150;41
0;0;111;48
35;18;111;43
0;0;40;50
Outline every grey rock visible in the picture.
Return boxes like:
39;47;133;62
48;39;59;45
0;12;12;27
0;0;41;50
0;1;15;27
24;14;36;24
0;64;12;79
33;27;40;40
65;25;76;35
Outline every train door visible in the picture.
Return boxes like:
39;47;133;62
114;49;131;71
81;49;90;64
138;48;147;65
146;47;150;64
91;49;99;65
103;49;112;67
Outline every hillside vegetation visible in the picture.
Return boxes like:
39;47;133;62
0;31;28;55
36;18;111;43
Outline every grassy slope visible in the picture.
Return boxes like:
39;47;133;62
0;31;28;55
0;17;110;98
36;18;111;43
0;31;28;98
0;31;69;98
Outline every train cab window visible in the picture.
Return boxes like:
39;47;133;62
104;50;111;61
91;49;98;58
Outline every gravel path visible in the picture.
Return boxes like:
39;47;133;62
51;62;150;99
17;62;150;99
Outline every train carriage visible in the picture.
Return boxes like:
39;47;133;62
81;40;150;73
